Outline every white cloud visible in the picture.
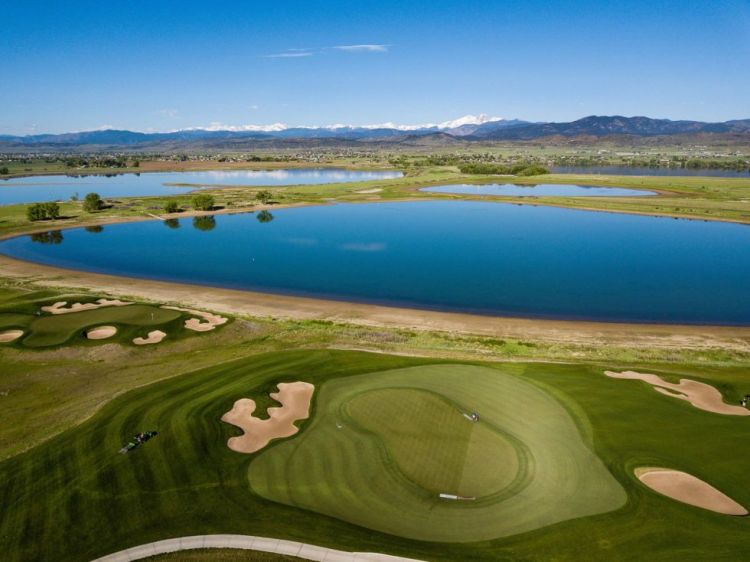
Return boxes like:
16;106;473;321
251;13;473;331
334;44;389;53
263;50;313;58
156;108;179;118
250;104;259;110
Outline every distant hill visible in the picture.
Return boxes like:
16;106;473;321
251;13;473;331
468;115;750;140
1;115;748;151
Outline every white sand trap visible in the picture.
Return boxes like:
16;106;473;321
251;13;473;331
86;325;117;340
162;305;228;332
42;298;132;315
604;370;750;416
636;467;748;515
0;329;24;343
222;381;315;453
133;330;167;345
356;188;383;194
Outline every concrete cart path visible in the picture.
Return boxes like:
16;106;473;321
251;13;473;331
91;534;426;562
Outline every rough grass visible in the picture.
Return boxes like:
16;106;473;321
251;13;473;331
146;549;302;561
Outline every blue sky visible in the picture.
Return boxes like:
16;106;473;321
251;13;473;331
2;0;749;134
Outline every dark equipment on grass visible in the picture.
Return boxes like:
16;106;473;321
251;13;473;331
119;430;158;454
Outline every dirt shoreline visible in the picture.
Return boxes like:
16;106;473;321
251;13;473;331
1;253;749;350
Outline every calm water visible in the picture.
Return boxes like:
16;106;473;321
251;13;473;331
0;169;403;205
552;165;750;177
3;201;749;324
422;183;656;197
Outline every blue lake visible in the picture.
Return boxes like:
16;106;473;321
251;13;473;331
2;201;749;324
421;183;656;197
0;169;403;205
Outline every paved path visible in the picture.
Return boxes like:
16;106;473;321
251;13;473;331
91;534;425;562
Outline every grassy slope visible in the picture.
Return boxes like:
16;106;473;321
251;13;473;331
249;364;624;542
1;350;748;561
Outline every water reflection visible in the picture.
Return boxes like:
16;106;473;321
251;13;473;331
256;210;274;223
164;218;180;229
85;225;104;233
30;231;63;244
192;215;216;231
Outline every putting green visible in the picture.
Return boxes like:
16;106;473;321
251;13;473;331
248;364;627;542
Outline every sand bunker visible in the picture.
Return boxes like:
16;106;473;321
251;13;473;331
162;305;228;332
133;330;167;345
86;325;117;340
42;298;131;315
356;188;383;194
222;381;315;453
0;329;24;343
636;467;747;515
604;370;750;416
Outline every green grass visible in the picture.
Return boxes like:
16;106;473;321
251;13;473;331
249;364;625;542
1;350;749;561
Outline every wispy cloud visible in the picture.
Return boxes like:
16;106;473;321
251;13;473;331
262;50;313;58
334;44;389;53
156;108;179;118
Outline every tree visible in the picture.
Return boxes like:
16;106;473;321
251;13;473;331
42;201;60;219
26;201;60;221
0;167;9;175
256;210;274;223
164;200;180;214
191;194;215;211
256;190;273;204
83;192;104;212
26;203;45;221
192;215;216;231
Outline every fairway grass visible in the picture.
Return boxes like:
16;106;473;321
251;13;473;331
2;350;750;561
249;365;626;542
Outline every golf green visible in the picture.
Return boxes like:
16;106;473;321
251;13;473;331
248;364;627;542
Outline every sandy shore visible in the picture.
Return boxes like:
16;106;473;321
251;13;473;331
1;254;750;350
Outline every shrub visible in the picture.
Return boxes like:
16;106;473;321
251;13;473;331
26;201;60;221
458;163;511;175
256;190;273;204
83;192;104;212
191;194;215;211
515;165;550;176
164;200;180;214
0;166;9;175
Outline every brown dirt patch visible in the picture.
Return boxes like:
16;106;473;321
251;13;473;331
636;467;748;515
604;370;750;416
86;326;117;340
221;381;314;453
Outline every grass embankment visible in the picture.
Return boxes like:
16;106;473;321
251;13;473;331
2;161;750;238
0;350;749;561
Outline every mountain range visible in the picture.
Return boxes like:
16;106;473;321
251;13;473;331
1;115;749;150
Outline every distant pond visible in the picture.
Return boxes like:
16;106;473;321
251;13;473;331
3;200;749;325
0;168;403;205
421;183;656;197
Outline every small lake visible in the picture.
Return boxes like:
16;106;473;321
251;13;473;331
0;169;403;206
551;166;750;177
421;183;656;197
3;201;749;325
